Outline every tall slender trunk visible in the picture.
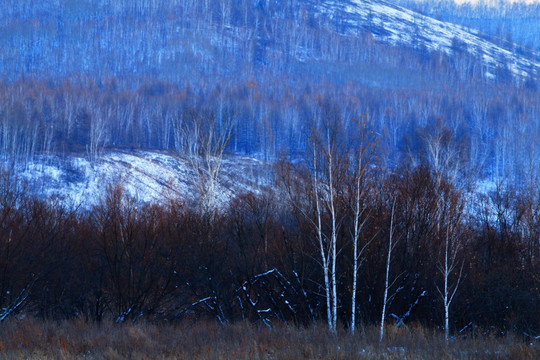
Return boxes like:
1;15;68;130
351;224;358;333
351;155;363;333
380;200;395;342
318;198;332;330
326;128;339;332
437;205;463;344
444;230;449;342
329;156;338;331
314;148;332;330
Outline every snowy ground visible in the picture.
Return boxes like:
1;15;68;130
18;151;272;209
315;0;540;78
14;150;505;223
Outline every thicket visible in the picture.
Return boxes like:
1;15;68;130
0;144;538;338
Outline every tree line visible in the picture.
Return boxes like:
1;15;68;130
0;75;538;188
0;117;538;338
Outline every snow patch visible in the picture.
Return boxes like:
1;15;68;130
16;151;270;209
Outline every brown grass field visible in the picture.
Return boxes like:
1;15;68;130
0;318;537;359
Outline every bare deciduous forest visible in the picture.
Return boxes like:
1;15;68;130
0;135;538;331
0;0;538;357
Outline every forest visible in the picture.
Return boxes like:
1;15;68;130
0;0;538;354
0;0;538;186
0;113;538;338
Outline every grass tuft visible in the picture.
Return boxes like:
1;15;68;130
0;318;536;359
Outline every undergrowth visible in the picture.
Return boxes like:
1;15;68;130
0;318;537;359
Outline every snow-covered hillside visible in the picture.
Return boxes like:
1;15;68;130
18;152;271;209
314;0;540;78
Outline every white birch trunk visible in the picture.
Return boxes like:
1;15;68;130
351;220;358;333
351;150;365;333
314;147;332;330
444;231;450;342
328;143;338;332
380;200;396;342
439;225;463;343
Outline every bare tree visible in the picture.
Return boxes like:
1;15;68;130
421;126;467;341
87;101;109;161
174;108;234;221
277;108;348;332
172;108;235;324
380;198;397;342
349;118;376;333
436;186;465;342
311;142;334;330
423;127;461;190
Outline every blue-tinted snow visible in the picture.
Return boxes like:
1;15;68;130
315;0;539;78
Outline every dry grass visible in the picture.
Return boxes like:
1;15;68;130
0;318;537;359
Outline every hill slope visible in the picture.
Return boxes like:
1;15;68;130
313;0;539;78
17;152;270;209
0;0;538;191
1;0;538;81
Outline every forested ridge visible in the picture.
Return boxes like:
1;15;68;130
0;0;538;185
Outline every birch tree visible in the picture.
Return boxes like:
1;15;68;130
302;128;339;332
174;108;234;221
173;108;235;324
349;118;376;333
380;199;397;342
306;109;352;331
422;126;466;341
278;108;347;332
435;185;465;342
88;102;109;161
